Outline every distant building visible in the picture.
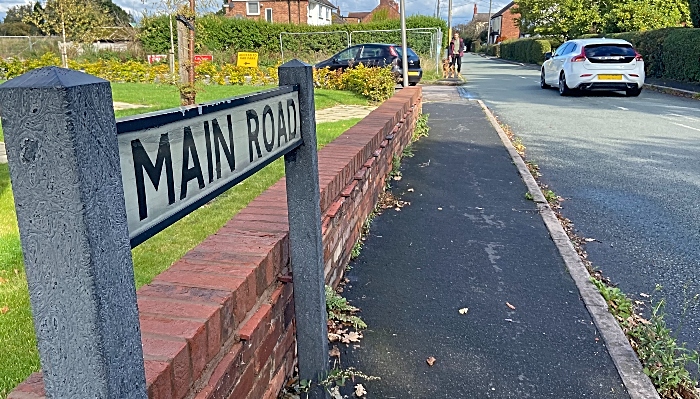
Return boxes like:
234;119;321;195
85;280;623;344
489;1;522;43
341;0;400;24
225;0;337;25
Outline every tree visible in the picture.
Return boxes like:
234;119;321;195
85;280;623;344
97;0;135;25
514;0;600;40
24;0;111;41
513;0;690;38
600;0;690;32
1;3;41;35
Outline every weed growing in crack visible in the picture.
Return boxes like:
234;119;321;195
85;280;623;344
326;285;367;330
413;113;430;142
403;144;415;158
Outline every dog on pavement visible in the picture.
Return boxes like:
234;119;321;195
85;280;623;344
442;58;456;79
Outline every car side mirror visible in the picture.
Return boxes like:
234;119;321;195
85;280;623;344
544;52;552;61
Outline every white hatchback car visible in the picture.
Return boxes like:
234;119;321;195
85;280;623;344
541;38;645;97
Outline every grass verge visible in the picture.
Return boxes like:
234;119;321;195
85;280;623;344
0;81;367;397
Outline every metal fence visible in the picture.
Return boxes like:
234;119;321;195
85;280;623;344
0;36;62;59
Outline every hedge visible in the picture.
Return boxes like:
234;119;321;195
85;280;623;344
499;38;552;65
139;14;448;64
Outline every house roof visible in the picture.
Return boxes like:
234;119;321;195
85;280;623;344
347;11;370;19
311;0;338;9
491;1;515;19
472;12;490;22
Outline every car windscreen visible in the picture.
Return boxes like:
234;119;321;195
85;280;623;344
394;47;419;58
584;44;636;63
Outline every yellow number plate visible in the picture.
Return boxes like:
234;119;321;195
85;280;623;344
598;74;622;80
407;71;420;76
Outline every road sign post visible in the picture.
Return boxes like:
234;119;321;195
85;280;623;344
279;59;330;399
1;61;329;398
0;67;147;398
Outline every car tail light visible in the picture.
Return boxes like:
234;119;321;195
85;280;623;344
571;46;586;62
580;74;592;77
629;73;639;77
635;51;643;61
389;46;398;57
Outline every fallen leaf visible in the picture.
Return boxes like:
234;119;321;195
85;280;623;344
584;237;597;242
407;188;414;192
426;356;436;366
393;175;402;181
328;333;341;342
330;386;343;399
342;331;362;344
506;302;516;310
0;277;6;284
640;293;650;298
437;207;443;211
395;208;401;212
0;306;9;314
458;307;469;315
505;318;513;322
355;383;367;397
329;346;341;358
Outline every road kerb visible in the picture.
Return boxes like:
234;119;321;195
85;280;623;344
477;99;661;399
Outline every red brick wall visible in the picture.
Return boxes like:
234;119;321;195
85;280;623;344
499;8;521;41
226;0;308;24
9;87;423;399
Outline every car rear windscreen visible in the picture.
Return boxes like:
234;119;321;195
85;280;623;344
395;47;419;58
584;44;636;63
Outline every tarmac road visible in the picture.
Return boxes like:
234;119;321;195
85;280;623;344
461;53;700;348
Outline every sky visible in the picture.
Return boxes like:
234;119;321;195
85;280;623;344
0;0;511;26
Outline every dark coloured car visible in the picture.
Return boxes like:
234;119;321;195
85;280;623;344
314;43;422;86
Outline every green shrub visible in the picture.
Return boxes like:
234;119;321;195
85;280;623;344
314;64;395;102
499;38;552;65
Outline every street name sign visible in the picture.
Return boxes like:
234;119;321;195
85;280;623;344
117;86;301;247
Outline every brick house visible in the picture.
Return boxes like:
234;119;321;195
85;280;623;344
489;1;521;43
342;0;400;24
226;0;337;25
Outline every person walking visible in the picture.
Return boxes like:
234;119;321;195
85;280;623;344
449;32;465;76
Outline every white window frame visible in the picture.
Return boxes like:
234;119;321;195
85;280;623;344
246;1;260;15
318;4;323;18
326;8;330;20
265;7;272;22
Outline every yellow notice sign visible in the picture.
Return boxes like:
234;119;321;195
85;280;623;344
237;52;259;67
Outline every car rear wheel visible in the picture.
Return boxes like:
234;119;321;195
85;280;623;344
540;70;550;89
625;87;642;97
558;73;573;96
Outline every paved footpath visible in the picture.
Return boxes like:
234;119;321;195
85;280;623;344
338;86;630;398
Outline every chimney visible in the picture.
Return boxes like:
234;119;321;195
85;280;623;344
474;4;477;16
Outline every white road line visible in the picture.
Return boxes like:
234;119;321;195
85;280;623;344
667;113;700;122
616;106;629;111
672;122;700;132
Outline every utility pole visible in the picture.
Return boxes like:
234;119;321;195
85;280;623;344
447;0;453;38
399;0;408;88
487;0;493;45
436;0;440;20
189;0;195;92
